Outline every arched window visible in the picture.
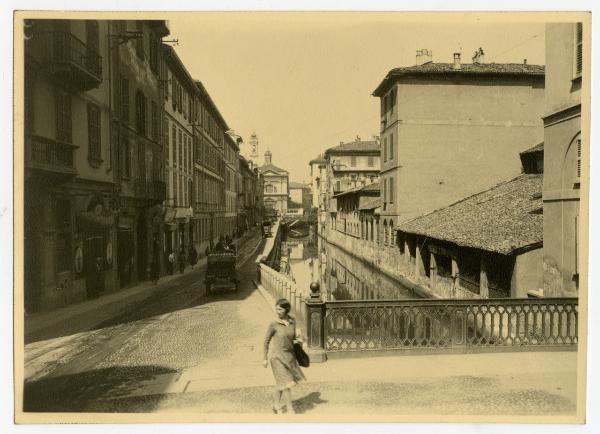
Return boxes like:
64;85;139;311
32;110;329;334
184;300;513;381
563;132;582;188
389;221;394;247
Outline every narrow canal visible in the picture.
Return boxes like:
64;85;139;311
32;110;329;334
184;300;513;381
285;228;423;301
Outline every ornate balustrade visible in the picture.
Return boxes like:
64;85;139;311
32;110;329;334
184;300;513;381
303;289;577;358
258;263;307;339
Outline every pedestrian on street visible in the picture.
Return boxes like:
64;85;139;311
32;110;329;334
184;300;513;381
167;250;175;275
93;256;104;298
189;246;198;268
150;257;159;285
263;298;306;414
178;248;186;274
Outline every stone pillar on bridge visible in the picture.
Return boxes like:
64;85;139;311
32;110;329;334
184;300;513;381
305;282;327;362
290;283;297;313
480;257;489;298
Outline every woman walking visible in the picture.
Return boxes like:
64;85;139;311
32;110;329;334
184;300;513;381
263;298;306;414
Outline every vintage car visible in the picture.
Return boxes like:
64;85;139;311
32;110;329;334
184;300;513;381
205;252;239;293
262;221;273;238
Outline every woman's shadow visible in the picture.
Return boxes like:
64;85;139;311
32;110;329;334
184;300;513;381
292;391;328;414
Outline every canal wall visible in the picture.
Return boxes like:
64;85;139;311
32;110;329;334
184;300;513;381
321;228;483;300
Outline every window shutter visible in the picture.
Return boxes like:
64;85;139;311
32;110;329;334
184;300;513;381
87;103;101;162
576;23;583;76
577;138;581;180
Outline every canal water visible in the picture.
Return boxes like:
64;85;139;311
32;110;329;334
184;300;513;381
287;233;423;301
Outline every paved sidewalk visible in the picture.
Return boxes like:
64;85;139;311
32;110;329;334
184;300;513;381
25;227;263;343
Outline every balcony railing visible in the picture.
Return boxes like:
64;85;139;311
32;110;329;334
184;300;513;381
44;31;102;90
26;134;77;176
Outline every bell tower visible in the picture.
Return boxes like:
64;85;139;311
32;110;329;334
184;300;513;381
249;132;259;160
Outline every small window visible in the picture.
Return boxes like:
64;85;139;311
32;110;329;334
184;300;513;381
351;156;357;167
151;101;158;140
55;90;72;143
383;138;387;162
120;76;129;122
576;137;582;181
87;103;101;165
135;90;146;135
389;133;394;160
575;22;583;78
368;156;374;167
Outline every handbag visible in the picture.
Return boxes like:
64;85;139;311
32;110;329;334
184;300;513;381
293;342;310;368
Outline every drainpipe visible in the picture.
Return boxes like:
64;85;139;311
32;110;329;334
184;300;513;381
106;20;113;174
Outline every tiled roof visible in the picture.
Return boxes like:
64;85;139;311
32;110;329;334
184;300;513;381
397;174;543;255
325;140;380;156
333;181;380;198
520;141;544;155
373;62;545;96
309;154;327;164
289;181;310;189
359;197;382;211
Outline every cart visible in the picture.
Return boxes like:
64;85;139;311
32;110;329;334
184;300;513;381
205;252;239;293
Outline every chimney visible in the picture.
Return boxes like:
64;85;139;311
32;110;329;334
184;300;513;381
523;59;527;65
453;52;461;70
416;49;433;66
472;47;485;64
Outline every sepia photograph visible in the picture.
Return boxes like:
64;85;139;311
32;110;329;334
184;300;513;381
9;5;594;427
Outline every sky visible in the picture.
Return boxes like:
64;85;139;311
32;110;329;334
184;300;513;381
167;13;547;183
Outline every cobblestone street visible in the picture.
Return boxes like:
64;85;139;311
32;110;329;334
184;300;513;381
21;228;578;419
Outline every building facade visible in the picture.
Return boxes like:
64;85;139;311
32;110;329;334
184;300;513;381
24;19;169;311
322;139;380;235
542;23;584;297
372;53;545;226
112;20;169;288
309;154;327;211
193;81;227;253
163;44;195;271
224;134;240;239
259;150;289;217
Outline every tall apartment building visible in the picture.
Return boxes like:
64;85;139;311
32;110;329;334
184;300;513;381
112;20;169;286
193;81;227;252
542;23;584;297
372;51;545;226
163;44;195;268
224;133;241;238
23;19;169;311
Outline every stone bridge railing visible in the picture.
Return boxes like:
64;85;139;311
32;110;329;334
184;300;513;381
258;263;308;339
